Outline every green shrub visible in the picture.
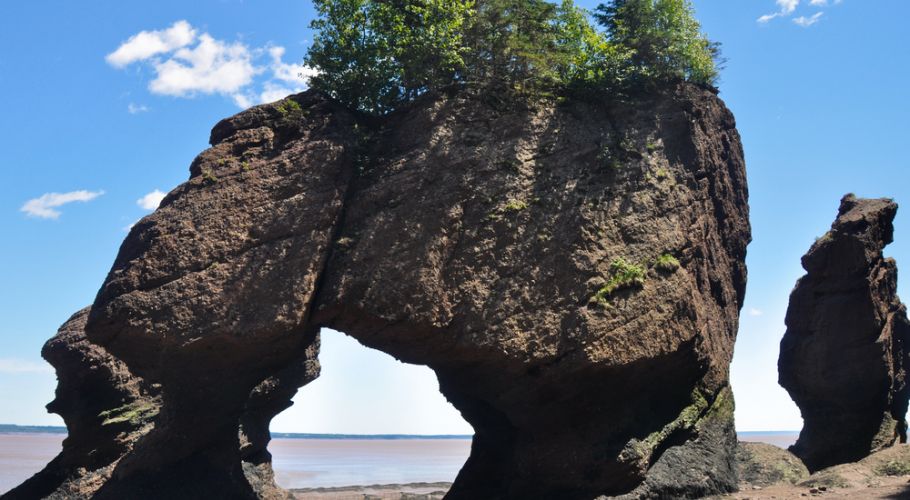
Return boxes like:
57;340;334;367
593;257;646;304
654;253;680;272
501;199;529;212
276;99;303;116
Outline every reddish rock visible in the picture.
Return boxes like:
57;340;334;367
8;84;750;499
780;195;910;472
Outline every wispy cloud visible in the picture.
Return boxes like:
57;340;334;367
793;12;824;27
748;308;764;317
0;359;54;374
21;190;105;219
107;21;316;109
127;103;149;114
758;0;841;25
137;189;166;210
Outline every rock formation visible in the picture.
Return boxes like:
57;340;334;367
2;309;159;500
779;195;910;472
735;442;809;488
7;84;750;499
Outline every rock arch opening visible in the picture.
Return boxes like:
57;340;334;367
266;328;472;489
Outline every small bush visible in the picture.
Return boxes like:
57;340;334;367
593;257;646;304
654;253;680;272
502;199;529;212
275;99;303;116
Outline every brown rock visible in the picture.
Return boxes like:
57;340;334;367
737;441;810;488
779;195;910;472
1;308;159;499
11;84;750;499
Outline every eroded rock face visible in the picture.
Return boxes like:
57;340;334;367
10;85;750;499
780;195;910;472
2;308;159;500
735;442;809;488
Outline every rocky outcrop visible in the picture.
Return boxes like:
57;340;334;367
10;84;750;499
1;308;159;500
735;442;809;488
779;195;910;472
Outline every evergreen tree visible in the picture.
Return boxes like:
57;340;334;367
303;0;722;114
594;0;720;86
306;0;473;114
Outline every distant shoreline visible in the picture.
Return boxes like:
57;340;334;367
0;424;472;440
1;424;796;440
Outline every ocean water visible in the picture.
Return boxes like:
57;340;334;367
737;431;799;449
0;433;66;495
0;431;799;494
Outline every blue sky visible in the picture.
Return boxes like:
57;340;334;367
0;0;907;433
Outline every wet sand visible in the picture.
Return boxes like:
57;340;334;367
272;438;471;489
0;431;801;497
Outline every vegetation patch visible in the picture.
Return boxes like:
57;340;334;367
501;199;529;212
98;401;158;427
624;387;710;462
875;460;910;477
202;169;219;183
653;253;680;273
275;99;303;116
306;0;720;115
592;257;646;305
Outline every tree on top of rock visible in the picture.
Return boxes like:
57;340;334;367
306;0;474;114
305;0;721;115
594;0;720;86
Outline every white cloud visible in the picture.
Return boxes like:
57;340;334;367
137;189;166;210
232;46;318;107
793;12;824;26
0;359;54;374
21;190;105;220
149;34;260;97
127;103;149;114
759;0;840;24
778;0;800;14
748;308;764;317
106;20;196;68
108;22;316;109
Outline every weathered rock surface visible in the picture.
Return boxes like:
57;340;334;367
735;442;809;488
779;195;910;472
9;84;750;499
2;308;159;500
712;444;910;500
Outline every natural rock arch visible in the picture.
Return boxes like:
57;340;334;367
5;85;749;500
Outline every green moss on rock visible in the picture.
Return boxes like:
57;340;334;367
98;401;158;427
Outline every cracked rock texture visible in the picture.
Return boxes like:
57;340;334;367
7;84;750;499
779;195;910;472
